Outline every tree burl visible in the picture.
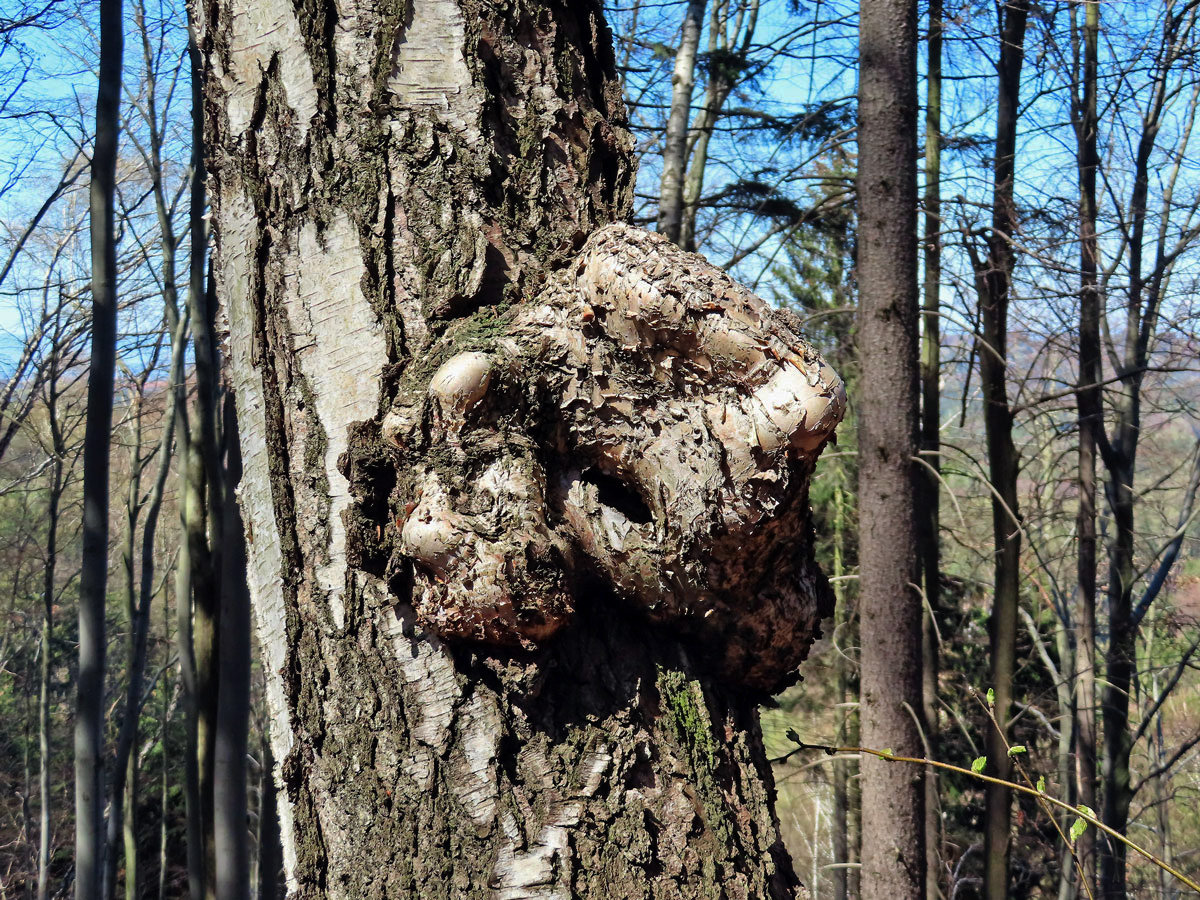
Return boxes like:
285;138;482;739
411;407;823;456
348;224;846;692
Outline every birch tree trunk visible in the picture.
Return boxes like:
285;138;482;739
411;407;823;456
677;0;758;253
201;1;845;896
658;0;706;244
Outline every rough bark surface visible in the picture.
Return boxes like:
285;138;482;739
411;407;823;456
380;225;843;689
201;1;844;896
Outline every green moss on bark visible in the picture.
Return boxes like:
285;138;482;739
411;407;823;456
658;667;735;850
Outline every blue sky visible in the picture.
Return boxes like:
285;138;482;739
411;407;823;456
2;0;1198;396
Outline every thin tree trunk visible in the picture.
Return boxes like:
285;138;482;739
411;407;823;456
104;322;184;900
256;738;281;900
976;6;1029;899
1054;619;1077;900
677;0;759;252
175;448;204;900
857;2;925;900
77;0;123;895
132;13;194;889
38;452;63;900
158;585;171;900
658;0;706;243
191;387;218;900
162;199;201;900
202;1;845;895
122;754;138;900
1100;468;1135;900
1095;27;1172;892
191;255;224;900
24;665;35;900
213;394;250;900
921;1;943;895
1095;6;1188;885
1097;70;1167;895
1152;715;1177;900
1072;0;1101;889
831;480;849;900
184;29;223;900
110;399;146;900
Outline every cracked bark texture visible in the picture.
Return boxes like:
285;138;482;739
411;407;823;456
200;0;844;896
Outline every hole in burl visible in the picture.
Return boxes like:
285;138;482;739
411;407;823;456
581;467;653;525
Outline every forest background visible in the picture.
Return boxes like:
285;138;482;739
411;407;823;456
0;0;1198;898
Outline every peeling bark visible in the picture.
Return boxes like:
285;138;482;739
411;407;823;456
201;0;843;895
380;225;842;689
